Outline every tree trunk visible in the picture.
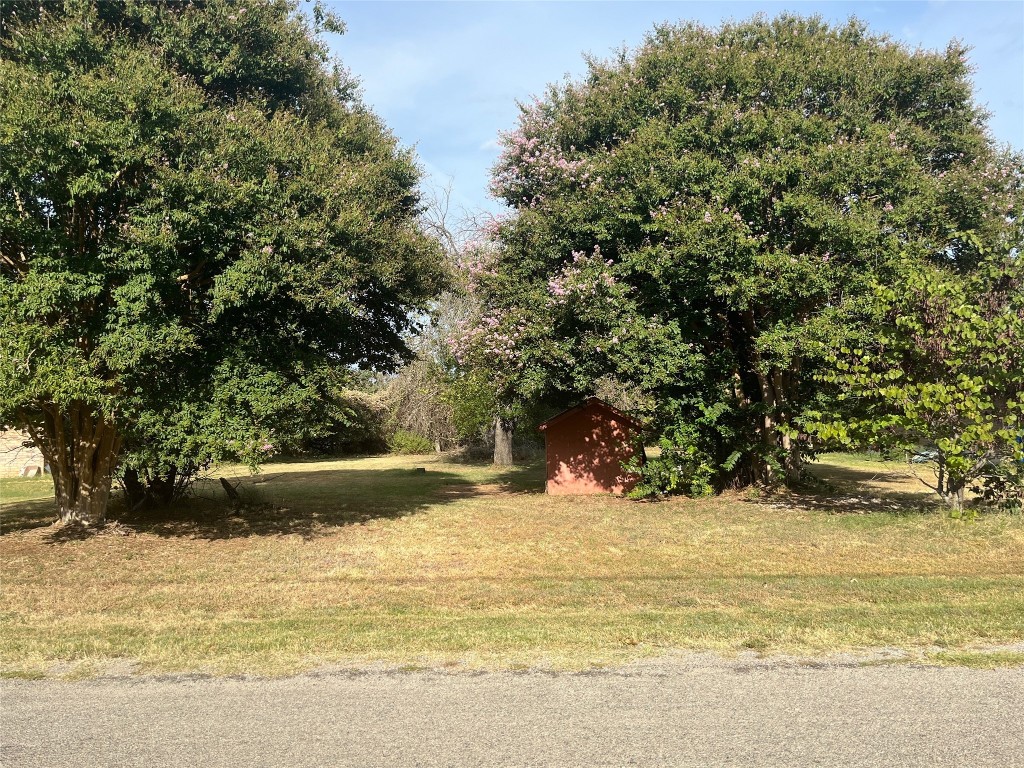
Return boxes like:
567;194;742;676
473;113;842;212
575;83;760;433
773;369;802;483
28;402;121;526
493;416;514;467
754;367;783;485
780;430;801;483
753;362;801;485
722;309;806;488
149;466;178;505
122;467;147;509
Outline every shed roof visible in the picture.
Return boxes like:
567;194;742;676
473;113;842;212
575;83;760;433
537;397;644;432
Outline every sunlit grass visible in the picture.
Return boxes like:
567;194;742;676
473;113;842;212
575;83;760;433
925;650;1024;669
2;453;1022;677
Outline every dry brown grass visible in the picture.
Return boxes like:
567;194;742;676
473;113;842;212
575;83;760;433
2;453;1022;678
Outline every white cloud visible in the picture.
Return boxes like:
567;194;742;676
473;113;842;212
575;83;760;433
328;1;1023;214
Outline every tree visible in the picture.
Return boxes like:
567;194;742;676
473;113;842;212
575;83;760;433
479;14;1018;491
384;295;464;454
0;1;444;524
810;246;1024;509
447;237;550;466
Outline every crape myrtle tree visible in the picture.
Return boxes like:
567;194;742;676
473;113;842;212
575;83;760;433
474;14;1018;491
448;235;566;466
0;1;444;523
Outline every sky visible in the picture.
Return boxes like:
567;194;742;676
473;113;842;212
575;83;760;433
323;1;1024;216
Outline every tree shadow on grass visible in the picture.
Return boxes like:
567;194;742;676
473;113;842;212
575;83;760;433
806;461;922;487
1;461;551;542
491;463;546;493
0;496;59;535
751;488;942;516
416;462;546;503
749;462;941;516
118;465;487;541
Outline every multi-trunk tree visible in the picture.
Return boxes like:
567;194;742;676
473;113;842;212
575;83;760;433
0;1;444;523
473;14;1019;491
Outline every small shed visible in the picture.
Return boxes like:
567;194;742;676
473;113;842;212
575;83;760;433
537;397;644;495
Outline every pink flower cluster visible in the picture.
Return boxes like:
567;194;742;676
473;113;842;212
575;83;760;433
480;214;510;239
490;99;592;203
448;311;526;370
546;247;618;307
491;130;591;202
456;244;500;292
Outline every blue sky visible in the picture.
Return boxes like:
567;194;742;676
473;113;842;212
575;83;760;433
324;1;1024;216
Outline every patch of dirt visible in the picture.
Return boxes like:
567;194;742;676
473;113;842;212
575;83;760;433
433;483;507;499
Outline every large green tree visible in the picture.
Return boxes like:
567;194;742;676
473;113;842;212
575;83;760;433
0;1;444;523
475;14;1019;491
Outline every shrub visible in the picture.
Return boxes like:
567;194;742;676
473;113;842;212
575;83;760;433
971;459;1024;513
388;430;434;455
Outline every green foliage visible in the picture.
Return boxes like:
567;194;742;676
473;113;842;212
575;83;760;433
0;1;444;521
810;250;1024;507
627;434;716;499
387;429;434;455
476;14;1018;493
444;368;499;442
300;389;389;456
971;459;1024;513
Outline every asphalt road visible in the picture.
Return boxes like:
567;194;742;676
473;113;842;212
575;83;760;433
2;657;1023;767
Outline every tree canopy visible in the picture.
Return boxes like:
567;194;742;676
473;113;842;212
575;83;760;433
468;14;1020;491
0;0;444;522
811;246;1024;509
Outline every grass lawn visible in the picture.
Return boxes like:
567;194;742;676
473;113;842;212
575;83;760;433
2;452;1023;678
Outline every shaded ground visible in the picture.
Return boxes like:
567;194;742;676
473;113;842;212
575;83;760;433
757;453;941;515
1;457;543;540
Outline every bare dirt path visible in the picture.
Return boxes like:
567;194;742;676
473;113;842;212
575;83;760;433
2;656;1022;767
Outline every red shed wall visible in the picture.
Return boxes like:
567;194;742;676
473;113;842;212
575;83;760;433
544;407;640;495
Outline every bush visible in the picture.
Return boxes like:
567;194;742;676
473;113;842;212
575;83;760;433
626;410;729;498
386;356;458;452
971;459;1024;513
301;390;389;456
388;430;434;455
627;441;716;498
